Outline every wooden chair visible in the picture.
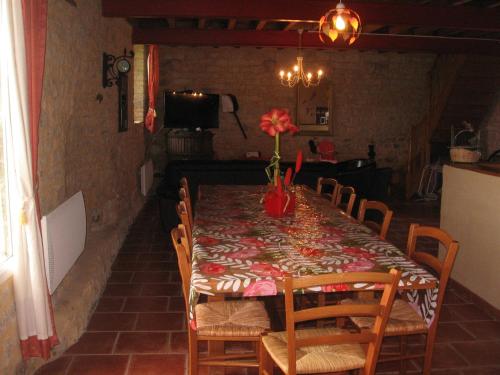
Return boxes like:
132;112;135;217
180;177;190;197
316;177;339;203
341;224;459;375
179;187;193;227
357;199;394;240
260;270;401;375
171;225;270;375
176;201;193;258
334;185;356;216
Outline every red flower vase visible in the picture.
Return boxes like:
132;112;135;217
263;187;296;218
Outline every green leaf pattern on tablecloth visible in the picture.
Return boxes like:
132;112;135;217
189;186;439;328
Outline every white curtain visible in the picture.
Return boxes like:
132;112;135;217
0;0;57;358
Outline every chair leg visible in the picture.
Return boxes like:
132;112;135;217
188;333;198;375
422;332;435;375
259;339;273;375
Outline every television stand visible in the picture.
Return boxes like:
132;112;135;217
166;129;214;160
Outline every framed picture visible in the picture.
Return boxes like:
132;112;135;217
296;80;332;135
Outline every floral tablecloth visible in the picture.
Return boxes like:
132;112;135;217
189;185;439;330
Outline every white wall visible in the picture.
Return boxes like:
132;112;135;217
441;165;500;309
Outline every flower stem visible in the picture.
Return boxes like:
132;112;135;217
274;133;280;185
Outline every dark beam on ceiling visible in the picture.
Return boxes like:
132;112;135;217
132;29;500;55
103;0;500;32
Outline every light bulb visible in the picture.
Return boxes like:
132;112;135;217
307;72;312;80
279;70;285;78
318;70;323;76
293;65;299;72
335;15;346;30
287;72;292;79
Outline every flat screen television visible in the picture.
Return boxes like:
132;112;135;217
164;91;219;129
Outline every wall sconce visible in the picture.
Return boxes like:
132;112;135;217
102;49;134;132
102;49;134;88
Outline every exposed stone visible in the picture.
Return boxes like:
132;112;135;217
153;46;435;175
0;1;144;374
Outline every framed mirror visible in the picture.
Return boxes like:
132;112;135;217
296;81;333;135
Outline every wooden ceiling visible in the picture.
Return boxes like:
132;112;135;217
102;0;500;55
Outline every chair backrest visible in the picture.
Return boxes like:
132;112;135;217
180;177;190;199
179;187;193;226
170;224;192;315
176;201;193;256
357;199;394;240
406;224;459;326
284;269;401;375
334;185;356;216
316;177;339;203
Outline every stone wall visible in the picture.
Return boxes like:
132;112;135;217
0;1;146;374
154;46;435;174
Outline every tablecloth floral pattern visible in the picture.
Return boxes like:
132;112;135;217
189;185;439;330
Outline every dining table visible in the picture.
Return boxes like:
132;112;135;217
189;185;439;330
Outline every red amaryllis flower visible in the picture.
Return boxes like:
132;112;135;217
259;108;298;136
295;150;303;174
199;262;226;275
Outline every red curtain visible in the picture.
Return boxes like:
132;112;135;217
21;0;59;359
145;45;159;133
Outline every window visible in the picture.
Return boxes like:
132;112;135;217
0;2;13;268
0;85;12;265
133;44;148;124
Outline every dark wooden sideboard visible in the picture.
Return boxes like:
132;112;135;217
166;130;214;160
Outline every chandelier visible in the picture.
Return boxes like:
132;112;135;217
319;0;362;45
278;30;323;88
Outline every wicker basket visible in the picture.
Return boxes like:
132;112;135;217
450;147;481;163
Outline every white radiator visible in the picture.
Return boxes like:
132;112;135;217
41;191;86;294
140;160;154;196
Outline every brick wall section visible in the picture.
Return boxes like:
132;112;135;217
154;46;435;172
0;1;145;374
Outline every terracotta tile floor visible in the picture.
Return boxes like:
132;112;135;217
36;198;500;375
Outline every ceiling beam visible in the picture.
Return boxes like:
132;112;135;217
103;0;500;32
132;29;500;55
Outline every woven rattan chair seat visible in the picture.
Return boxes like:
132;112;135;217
195;300;270;337
261;327;366;374
341;298;428;334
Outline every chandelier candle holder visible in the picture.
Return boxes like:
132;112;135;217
319;0;362;45
279;30;323;88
